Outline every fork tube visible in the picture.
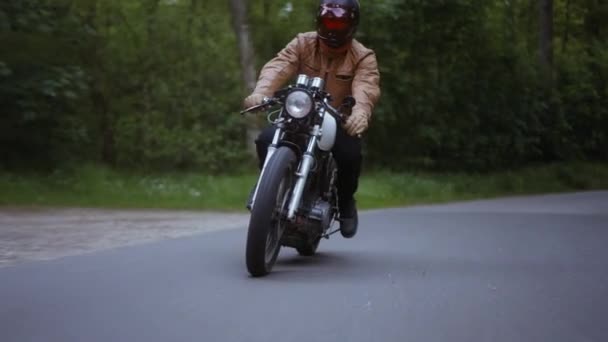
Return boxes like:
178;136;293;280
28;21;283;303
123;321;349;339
251;128;283;207
287;125;320;220
263;128;282;169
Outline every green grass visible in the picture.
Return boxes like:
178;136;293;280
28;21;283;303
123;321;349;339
358;162;608;209
1;162;607;211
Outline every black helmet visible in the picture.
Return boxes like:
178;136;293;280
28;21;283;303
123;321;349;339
316;0;360;48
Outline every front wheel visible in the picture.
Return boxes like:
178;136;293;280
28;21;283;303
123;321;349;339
246;147;296;277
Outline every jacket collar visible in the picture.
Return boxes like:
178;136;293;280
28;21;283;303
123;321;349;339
318;38;351;58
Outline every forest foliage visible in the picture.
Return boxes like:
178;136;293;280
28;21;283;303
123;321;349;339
1;0;606;172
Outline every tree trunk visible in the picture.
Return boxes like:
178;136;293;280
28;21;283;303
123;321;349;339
538;0;557;159
146;0;159;41
229;0;259;156
139;0;159;163
562;0;571;52
583;0;604;42
83;1;115;164
229;0;257;92
263;0;272;58
187;0;198;36
539;0;553;72
504;0;517;50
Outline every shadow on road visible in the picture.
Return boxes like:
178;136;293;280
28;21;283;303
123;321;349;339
276;251;348;267
251;247;607;284
258;249;408;283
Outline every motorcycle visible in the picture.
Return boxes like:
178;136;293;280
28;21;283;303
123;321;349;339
241;74;355;277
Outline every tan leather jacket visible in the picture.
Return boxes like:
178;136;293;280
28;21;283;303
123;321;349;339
252;32;381;122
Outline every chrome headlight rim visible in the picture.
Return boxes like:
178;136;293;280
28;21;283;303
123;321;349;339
285;90;314;119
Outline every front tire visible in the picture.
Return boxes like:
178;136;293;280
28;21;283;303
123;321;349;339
246;147;296;277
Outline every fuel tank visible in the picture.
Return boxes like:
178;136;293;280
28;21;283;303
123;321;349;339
317;112;337;151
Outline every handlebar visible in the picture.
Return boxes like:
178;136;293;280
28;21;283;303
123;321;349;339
324;98;362;138
322;99;345;123
239;94;360;137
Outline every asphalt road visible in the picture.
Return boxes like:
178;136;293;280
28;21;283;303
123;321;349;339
1;192;607;342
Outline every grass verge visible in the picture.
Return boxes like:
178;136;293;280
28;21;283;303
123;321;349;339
1;162;607;211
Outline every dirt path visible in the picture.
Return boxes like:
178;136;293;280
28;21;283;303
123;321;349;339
0;208;249;267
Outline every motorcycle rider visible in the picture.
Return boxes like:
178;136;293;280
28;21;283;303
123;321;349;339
243;0;380;238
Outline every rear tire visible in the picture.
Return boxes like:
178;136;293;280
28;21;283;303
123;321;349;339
246;147;296;277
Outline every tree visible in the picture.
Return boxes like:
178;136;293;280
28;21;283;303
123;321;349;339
1;0;606;172
539;0;554;72
229;0;257;93
229;0;258;155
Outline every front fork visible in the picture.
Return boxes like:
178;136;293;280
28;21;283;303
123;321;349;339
251;124;320;222
250;127;283;208
287;125;321;221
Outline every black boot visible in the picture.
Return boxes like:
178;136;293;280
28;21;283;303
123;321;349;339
339;199;358;238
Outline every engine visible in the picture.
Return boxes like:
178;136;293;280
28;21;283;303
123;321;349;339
307;199;333;234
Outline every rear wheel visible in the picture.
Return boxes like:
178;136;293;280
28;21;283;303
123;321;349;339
246;147;296;277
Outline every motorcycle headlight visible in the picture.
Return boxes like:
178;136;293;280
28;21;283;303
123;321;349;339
285;90;313;119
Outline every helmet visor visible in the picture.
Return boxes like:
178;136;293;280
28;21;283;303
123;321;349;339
320;16;350;31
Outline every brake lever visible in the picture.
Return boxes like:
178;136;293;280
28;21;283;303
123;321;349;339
240;104;265;115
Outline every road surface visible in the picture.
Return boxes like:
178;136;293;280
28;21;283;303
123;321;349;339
1;192;607;342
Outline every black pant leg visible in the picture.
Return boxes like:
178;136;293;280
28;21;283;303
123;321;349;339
331;126;363;203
